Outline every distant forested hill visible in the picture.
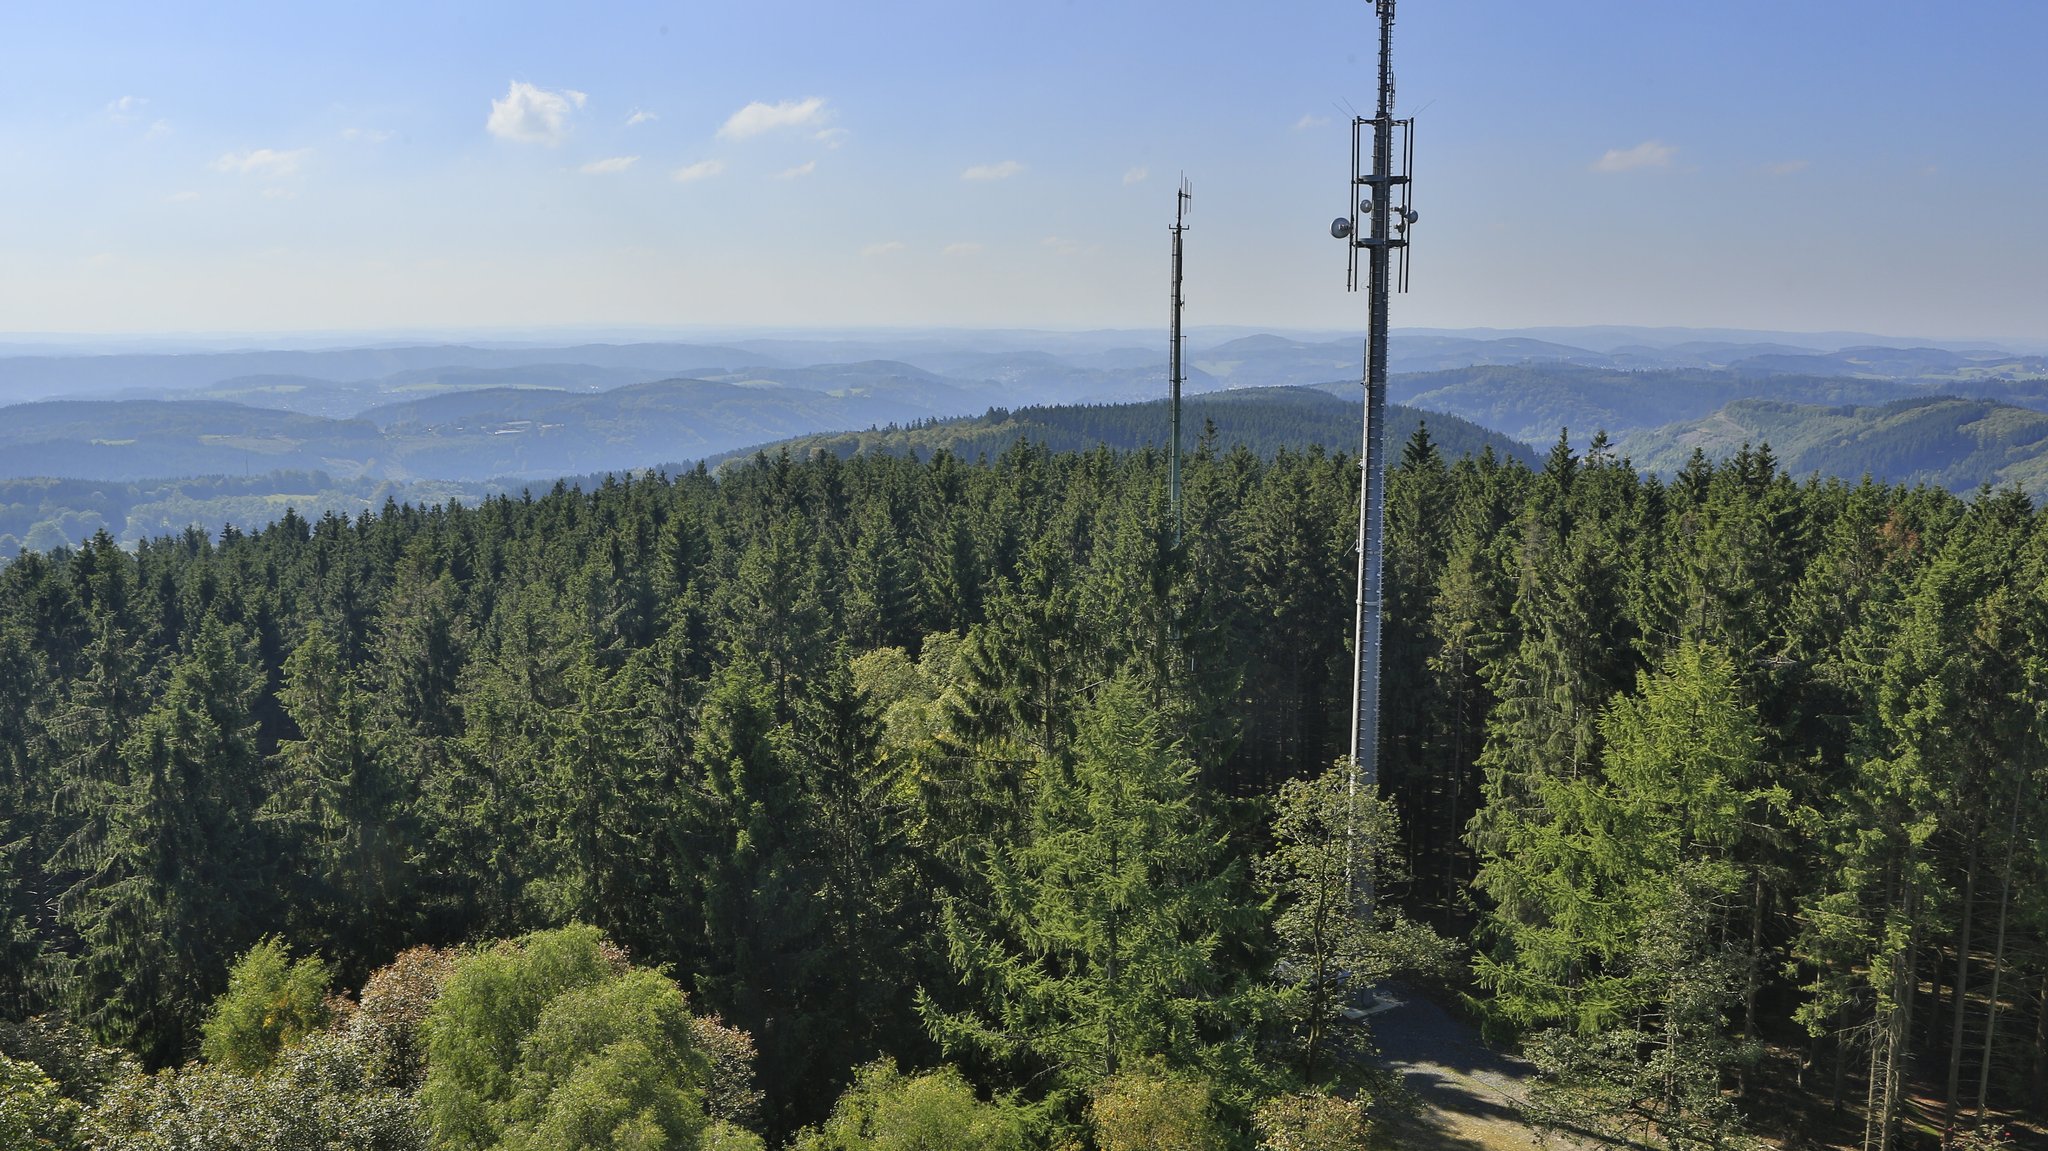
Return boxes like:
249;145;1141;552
1375;363;2048;445
0;379;937;484
1621;395;2048;493
709;386;1540;468
0;387;1528;558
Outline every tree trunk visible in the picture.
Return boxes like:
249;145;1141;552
2032;969;2047;1099
1975;769;2024;1118
1873;887;1922;1151
1832;1026;1848;1114
1740;867;1765;1096
1932;943;1948;1045
1944;832;1981;1137
1104;838;1121;1079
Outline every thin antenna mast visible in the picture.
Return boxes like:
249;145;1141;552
1169;177;1191;545
1329;0;1416;892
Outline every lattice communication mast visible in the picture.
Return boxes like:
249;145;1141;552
1329;0;1416;799
1169;178;1191;545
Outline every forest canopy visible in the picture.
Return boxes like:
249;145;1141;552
0;430;2043;1149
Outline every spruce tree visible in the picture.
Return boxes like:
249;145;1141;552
60;617;267;1065
265;621;414;978
923;674;1250;1089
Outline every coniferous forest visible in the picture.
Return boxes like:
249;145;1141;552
2;427;2046;1151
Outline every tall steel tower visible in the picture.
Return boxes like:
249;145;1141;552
1330;0;1416;804
1169;178;1191;545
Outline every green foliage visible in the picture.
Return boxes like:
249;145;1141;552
1089;1063;1226;1151
1477;644;1771;1149
698;1121;768;1151
499;969;709;1151
84;1029;426;1151
347;946;462;1089
686;1015;764;1130
679;657;894;1131
3;420;2047;1146
1475;642;1768;1031
421;925;625;1148
789;1060;1031;1151
420;925;726;1151
61;615;269;1066
926;673;1252;1088
200;937;334;1074
0;1015;137;1109
265;620;415;972
850;643;955;761
1250;1091;1375;1151
1523;863;1757;1151
0;1052;83;1151
1258;763;1453;1083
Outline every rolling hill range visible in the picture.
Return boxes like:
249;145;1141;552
705;387;1540;471
1620;395;2048;493
9;326;2048;557
0;341;773;407
0;388;1531;555
0;378;947;483
7;327;2041;419
23;357;2048;490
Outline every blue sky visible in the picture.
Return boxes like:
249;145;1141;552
2;1;2043;340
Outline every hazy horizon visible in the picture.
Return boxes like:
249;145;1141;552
5;322;2048;362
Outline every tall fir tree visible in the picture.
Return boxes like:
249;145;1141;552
924;675;1252;1092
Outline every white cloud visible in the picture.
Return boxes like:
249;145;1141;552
1764;159;1809;176
672;159;726;183
718;97;828;140
106;95;147;120
146;119;173;138
1123;166;1149;186
776;160;817;180
961;160;1023;181
1041;236;1080;255
487;81;587;145
341;127;394;144
1591;139;1676;173
580;155;639;174
814;127;849;149
1292;113;1329;132
626;109;658;126
212;148;312;178
942;241;984;256
861;241;906;257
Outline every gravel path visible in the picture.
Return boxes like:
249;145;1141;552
1369;986;1559;1151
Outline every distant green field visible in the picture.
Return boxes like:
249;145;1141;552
0;472;502;556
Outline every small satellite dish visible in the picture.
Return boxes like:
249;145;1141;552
1405;209;1420;224
1359;198;1373;215
1330;217;1354;239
